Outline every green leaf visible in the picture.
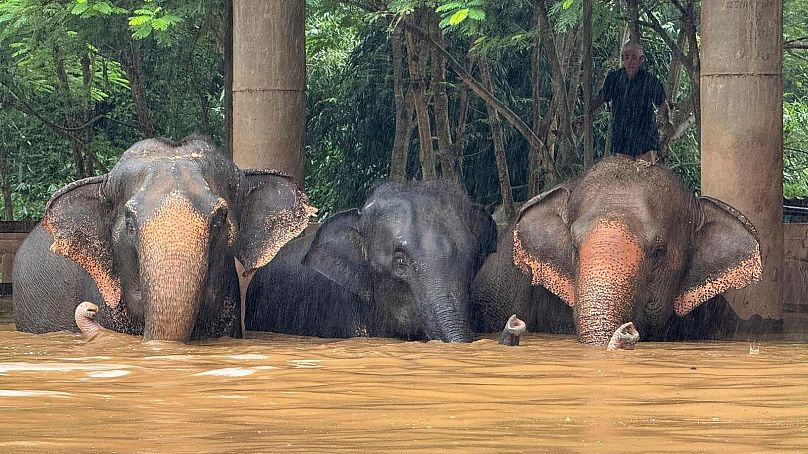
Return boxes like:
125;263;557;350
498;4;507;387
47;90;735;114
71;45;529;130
436;2;462;13
562;0;574;9
93;2;113;15
162;14;182;26
151;17;168;31
448;8;469;26
132;23;153;39
467;8;485;21
70;3;90;15
128;15;150;26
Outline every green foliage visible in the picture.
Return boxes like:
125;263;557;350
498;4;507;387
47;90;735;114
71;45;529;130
2;0;807;220
784;98;808;199
0;0;225;219
436;0;486;32
70;0;127;18
128;3;183;44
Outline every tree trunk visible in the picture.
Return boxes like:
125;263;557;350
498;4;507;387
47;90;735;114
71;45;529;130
626;0;641;43
123;35;156;138
0;141;11;283
430;13;456;182
0;142;12;220
390;23;412;182
684;1;701;148
224;0;233;157
81;51;95;176
402;20;546;155
535;0;574;154
53;47;87;177
582;0;594;169
450;43;475;181
529;3;548;196
404;17;435;180
479;57;515;223
640;0;701;149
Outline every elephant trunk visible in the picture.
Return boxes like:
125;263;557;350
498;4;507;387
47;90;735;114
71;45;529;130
421;285;474;343
575;220;643;346
139;195;209;342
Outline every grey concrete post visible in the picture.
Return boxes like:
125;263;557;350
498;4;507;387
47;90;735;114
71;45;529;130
701;1;783;321
232;1;306;183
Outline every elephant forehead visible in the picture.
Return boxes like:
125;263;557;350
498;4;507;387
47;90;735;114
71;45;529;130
579;220;644;274
139;192;212;250
111;155;235;201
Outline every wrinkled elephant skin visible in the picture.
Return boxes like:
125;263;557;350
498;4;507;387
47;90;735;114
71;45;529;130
514;157;761;345
13;135;314;342
473;156;761;346
246;180;497;343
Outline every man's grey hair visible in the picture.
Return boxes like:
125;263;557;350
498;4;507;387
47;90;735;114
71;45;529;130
621;40;644;56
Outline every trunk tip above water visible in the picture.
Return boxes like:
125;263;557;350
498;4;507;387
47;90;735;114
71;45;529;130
606;321;640;351
499;314;527;346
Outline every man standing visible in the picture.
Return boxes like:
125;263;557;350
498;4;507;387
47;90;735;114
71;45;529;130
590;40;670;162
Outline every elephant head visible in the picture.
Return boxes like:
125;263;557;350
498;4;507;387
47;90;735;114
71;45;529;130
513;156;761;345
43;135;314;341
302;180;497;342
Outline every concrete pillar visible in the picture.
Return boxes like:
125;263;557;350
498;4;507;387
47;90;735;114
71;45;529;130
232;1;306;182
701;1;783;321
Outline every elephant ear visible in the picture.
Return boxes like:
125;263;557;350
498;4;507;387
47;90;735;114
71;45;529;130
674;197;762;316
302;209;372;303
237;170;317;273
470;204;498;274
42;175;121;308
512;186;576;307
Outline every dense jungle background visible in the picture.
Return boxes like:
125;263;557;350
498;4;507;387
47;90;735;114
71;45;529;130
0;0;806;221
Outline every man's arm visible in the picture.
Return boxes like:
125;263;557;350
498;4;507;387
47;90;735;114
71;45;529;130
574;94;606;128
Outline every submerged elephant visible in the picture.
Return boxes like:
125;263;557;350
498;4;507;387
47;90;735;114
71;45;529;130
13;135;314;342
474;156;761;346
246;180;497;342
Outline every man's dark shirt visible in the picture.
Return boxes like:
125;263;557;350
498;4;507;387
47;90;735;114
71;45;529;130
599;67;666;156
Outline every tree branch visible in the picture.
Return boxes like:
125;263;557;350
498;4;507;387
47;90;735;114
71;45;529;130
400;20;546;153
637;8;693;72
784;40;808;49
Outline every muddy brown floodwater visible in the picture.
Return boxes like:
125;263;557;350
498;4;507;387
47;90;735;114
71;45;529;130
0;313;807;453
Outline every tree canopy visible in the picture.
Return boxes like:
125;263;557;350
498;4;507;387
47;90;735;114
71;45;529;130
0;0;806;221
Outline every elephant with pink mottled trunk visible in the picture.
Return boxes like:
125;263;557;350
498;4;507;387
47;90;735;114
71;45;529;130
14;135;314;342
473;156;761;346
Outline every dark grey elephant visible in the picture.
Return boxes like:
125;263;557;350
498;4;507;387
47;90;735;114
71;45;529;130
245;180;497;342
473;156;761;346
13;135;314;342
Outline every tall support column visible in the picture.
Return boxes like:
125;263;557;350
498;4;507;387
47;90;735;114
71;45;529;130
232;1;306;182
701;1;783;321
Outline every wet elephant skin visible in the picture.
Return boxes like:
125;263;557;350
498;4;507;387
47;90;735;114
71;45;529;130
246;180;497;343
473;156;761;346
13;135;314;342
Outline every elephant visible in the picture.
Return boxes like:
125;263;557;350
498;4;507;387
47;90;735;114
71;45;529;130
472;156;761;346
245;180;498;342
13;135;315;342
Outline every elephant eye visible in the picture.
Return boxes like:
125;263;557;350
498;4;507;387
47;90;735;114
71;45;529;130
124;213;137;237
392;250;409;277
211;208;228;230
650;236;666;260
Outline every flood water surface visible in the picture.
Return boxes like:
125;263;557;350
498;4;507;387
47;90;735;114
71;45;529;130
0;325;806;453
